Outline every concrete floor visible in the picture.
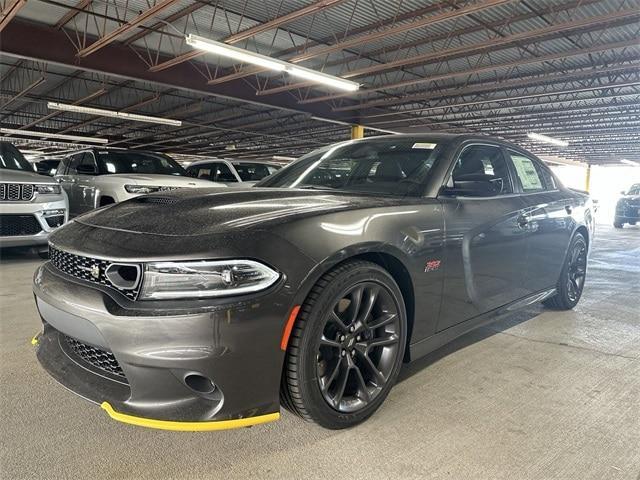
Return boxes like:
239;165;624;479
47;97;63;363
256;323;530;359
1;224;638;480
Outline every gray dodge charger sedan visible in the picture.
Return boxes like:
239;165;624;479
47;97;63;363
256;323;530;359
32;134;594;430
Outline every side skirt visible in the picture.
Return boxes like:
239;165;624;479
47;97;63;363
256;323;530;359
407;287;556;361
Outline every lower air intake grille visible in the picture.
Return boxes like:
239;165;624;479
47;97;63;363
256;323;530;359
65;335;126;380
0;215;42;236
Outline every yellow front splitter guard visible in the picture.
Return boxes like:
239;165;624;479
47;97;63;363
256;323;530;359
100;402;280;431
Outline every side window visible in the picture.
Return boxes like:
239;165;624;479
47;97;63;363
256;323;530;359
57;158;69;175
189;165;213;180
213;163;238;182
450;145;513;196
508;151;553;192
80;152;97;173
66;154;83;175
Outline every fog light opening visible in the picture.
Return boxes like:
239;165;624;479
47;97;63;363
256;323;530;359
184;374;216;394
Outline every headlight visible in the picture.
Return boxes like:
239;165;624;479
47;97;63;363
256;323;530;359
35;184;61;194
124;185;181;194
139;260;280;300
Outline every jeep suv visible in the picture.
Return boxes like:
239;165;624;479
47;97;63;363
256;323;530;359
614;183;640;228
55;149;222;216
0;142;68;251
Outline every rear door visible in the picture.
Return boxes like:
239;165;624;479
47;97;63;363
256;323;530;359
437;143;529;331
75;152;99;214
506;149;574;293
59;154;82;216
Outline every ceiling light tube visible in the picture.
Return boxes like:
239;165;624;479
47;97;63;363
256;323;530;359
621;159;639;166
527;132;569;147
0;128;109;144
47;102;182;126
185;34;360;92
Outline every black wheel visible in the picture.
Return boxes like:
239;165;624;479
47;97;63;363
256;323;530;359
613;218;624;228
543;233;587;310
281;260;407;429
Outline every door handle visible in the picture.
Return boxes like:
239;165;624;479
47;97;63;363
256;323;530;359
565;205;573;215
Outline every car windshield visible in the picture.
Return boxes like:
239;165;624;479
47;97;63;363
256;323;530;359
94;151;187;176
232;162;280;181
0;143;34;171
257;138;445;196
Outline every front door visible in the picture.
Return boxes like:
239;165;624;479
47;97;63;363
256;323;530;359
437;143;529;332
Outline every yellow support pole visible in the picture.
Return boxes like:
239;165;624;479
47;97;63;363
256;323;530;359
351;125;364;139
585;164;591;193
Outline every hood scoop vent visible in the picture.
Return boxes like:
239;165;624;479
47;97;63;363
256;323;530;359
136;196;179;205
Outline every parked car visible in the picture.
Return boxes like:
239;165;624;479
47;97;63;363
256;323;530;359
0;142;67;254
614;183;640;228
35;159;61;176
54;149;223;216
187;159;281;186
33;134;594;431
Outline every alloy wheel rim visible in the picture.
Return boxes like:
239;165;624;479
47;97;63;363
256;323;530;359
566;241;587;302
316;282;401;413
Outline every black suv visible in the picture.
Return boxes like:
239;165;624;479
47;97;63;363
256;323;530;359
614;184;640;228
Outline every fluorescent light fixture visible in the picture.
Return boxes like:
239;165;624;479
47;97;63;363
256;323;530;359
47;102;182;126
527;132;569;147
272;155;296;161
0;128;109;144
621;159;639;166
186;34;360;92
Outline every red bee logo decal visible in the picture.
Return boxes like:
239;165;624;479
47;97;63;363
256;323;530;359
424;259;441;272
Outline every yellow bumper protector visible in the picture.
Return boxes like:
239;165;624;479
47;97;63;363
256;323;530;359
100;402;280;431
31;332;41;346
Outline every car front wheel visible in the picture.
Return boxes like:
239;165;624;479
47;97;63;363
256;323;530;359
281;260;407;429
543;232;587;310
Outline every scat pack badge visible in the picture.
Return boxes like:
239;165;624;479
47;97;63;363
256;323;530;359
424;259;441;273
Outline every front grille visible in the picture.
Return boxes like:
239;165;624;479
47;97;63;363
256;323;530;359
0;183;34;201
49;246;141;300
64;335;126;380
0;215;42;236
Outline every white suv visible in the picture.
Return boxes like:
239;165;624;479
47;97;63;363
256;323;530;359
55;149;222;216
0;142;68;251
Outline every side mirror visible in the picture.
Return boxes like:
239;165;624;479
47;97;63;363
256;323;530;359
441;179;499;198
76;164;97;175
620;190;626;195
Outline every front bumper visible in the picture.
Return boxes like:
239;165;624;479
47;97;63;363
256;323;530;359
0;196;67;247
33;262;289;430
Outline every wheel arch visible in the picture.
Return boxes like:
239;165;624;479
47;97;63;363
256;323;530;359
99;195;116;206
290;244;416;361
574;225;589;249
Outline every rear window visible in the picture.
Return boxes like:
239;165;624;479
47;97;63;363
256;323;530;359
232;162;278;181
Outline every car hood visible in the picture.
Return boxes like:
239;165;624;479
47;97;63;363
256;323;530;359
74;188;400;236
101;174;221;188
0;168;55;183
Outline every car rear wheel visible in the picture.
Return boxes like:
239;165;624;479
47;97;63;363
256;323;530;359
613;219;624;228
281;260;406;429
543;232;587;310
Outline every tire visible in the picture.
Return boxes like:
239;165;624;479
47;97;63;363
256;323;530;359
543;232;587;310
613;218;624;228
281;260;407;429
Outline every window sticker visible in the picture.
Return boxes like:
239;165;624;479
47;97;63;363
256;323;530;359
511;154;543;190
412;142;437;149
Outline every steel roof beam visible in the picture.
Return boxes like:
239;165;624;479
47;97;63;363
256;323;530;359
149;0;350;72
54;0;92;29
76;0;181;58
300;38;640;104
0;0;26;32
